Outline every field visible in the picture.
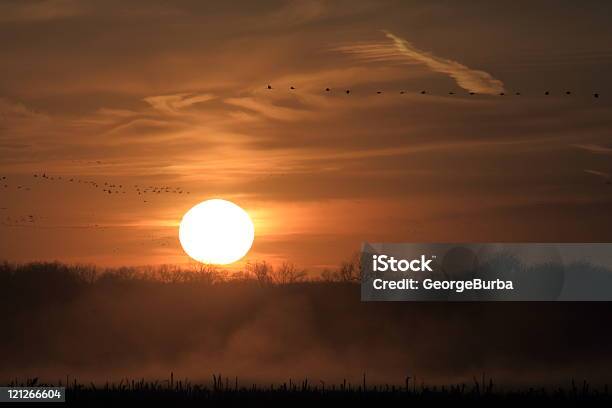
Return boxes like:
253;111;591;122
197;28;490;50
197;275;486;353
2;261;612;402
7;375;611;405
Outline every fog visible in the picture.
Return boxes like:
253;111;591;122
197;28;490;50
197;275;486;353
2;262;612;387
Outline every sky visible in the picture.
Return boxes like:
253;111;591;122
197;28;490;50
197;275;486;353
1;0;612;271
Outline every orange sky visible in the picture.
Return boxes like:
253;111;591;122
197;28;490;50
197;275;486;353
1;0;612;272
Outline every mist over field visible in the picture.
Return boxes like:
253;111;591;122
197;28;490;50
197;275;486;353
2;262;612;387
1;2;612;404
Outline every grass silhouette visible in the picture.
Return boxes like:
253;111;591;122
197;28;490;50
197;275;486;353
6;374;611;404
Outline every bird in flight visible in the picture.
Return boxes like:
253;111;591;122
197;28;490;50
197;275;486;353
345;90;350;94
267;85;272;90
325;88;330;92
290;86;295;90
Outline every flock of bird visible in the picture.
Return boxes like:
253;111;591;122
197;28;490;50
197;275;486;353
1;176;31;192
30;173;190;199
267;85;602;98
1;214;38;227
0;87;609;231
1;173;192;226
0;209;174;255
1;173;182;250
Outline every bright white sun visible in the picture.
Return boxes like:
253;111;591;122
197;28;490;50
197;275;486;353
179;199;254;265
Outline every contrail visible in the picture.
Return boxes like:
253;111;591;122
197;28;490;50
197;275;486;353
383;31;504;94
584;169;611;179
572;143;612;155
335;31;505;94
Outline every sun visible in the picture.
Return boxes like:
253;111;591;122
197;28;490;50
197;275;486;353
179;199;255;265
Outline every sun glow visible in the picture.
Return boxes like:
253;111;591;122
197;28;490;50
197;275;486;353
179;199;255;265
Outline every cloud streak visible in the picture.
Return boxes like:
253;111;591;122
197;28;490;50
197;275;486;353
584;169;611;180
144;93;215;114
0;0;85;22
336;31;505;94
572;143;612;155
224;97;313;121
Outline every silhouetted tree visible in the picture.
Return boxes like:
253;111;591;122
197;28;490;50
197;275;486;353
338;252;361;282
271;262;306;284
319;268;338;282
245;261;273;285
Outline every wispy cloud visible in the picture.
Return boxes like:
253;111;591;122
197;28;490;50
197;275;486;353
572;143;612;155
584;169;611;179
224;97;312;121
0;0;85;22
143;93;215;114
260;0;378;29
335;31;505;94
0;98;41;118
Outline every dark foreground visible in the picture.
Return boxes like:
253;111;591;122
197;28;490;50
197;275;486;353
6;377;612;406
3;262;612;386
